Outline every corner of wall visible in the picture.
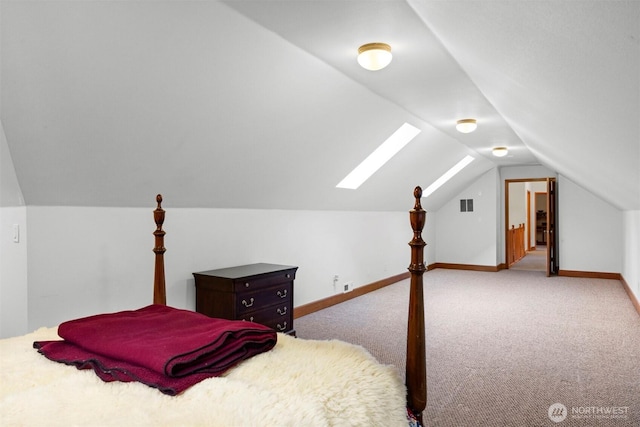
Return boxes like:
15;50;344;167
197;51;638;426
433;167;499;266
0;120;29;337
622;210;640;305
1;120;25;208
558;175;623;273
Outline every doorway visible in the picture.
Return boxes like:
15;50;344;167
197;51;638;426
505;178;558;276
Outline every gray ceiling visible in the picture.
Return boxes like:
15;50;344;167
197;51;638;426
2;1;638;211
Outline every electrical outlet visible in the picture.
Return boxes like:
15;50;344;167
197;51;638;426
343;281;353;293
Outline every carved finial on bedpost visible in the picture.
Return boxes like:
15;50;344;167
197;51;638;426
413;186;423;210
409;186;426;272
153;194;167;305
407;186;427;424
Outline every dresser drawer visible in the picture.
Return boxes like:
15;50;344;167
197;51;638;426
239;303;292;332
232;270;296;293
235;283;292;316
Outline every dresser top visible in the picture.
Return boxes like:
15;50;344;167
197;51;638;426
193;263;298;279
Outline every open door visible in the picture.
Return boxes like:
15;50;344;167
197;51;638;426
506;177;558;274
546;178;558;276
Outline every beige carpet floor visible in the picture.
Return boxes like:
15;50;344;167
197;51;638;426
295;269;640;426
511;248;547;271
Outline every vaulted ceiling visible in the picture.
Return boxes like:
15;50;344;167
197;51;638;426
2;1;638;211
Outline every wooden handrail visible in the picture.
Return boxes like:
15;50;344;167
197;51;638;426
507;223;525;266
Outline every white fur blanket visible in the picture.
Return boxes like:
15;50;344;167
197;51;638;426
0;327;407;426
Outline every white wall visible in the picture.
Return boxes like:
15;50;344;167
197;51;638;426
507;181;531;254
434;168;498;266
423;209;437;267
526;181;547;249
508;181;526;226
622;210;639;301
0;206;28;337
23;205;411;333
558;176;622;273
0;120;28;338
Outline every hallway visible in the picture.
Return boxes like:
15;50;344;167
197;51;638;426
510;247;547;272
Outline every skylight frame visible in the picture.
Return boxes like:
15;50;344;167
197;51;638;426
336;123;421;190
422;155;475;198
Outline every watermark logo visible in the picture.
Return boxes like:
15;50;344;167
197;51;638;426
548;403;568;423
548;403;630;422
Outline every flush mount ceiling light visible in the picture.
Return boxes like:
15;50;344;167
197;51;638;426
357;43;392;71
492;147;509;157
456;119;477;134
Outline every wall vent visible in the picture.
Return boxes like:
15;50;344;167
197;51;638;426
460;199;474;212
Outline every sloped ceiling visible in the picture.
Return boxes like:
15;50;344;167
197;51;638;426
1;1;638;211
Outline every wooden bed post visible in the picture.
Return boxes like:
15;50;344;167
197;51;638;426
406;186;427;423
153;194;167;305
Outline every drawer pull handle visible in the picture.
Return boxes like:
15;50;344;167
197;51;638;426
242;317;254;322
277;290;287;298
242;298;254;307
276;322;287;331
277;307;287;316
244;282;250;288
286;273;291;278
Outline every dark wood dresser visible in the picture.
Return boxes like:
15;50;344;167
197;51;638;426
193;263;298;335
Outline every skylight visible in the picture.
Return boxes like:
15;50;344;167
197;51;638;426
422;155;475;198
336;123;421;190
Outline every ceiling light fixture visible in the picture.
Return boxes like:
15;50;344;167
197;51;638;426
492;147;508;157
456;119;477;134
357;43;392;71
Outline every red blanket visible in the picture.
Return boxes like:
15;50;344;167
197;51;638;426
34;304;277;395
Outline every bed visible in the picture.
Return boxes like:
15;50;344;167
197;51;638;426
0;188;428;426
